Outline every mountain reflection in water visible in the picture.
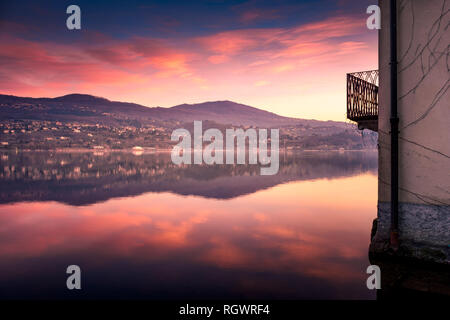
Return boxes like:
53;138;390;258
0;150;377;205
0;150;378;299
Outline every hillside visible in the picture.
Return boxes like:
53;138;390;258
0;93;344;127
0;93;377;150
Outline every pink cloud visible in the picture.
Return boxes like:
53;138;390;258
208;55;229;64
0;14;376;120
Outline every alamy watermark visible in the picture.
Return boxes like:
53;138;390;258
366;265;381;290
65;4;379;31
366;5;381;30
66;265;81;290
66;5;81;30
171;121;279;176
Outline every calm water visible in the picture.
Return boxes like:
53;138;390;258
0;150;378;299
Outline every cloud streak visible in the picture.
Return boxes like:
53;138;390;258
0;14;376;120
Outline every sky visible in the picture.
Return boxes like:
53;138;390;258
0;0;378;121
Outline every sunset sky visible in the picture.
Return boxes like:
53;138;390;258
0;0;378;121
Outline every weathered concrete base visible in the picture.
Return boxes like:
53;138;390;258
369;256;450;298
370;202;450;264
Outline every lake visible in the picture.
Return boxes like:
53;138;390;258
0;150;378;299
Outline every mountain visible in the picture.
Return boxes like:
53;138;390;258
169;101;329;127
0;93;344;128
0;93;377;150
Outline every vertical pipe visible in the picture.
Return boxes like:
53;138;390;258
390;0;399;249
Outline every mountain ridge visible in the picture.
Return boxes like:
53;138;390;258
0;93;377;151
0;93;346;128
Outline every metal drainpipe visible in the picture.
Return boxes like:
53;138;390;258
390;0;399;249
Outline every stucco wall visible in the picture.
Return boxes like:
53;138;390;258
374;0;450;262
378;0;450;205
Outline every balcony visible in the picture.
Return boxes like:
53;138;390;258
347;70;378;131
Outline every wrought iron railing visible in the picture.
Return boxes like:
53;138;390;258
347;70;379;121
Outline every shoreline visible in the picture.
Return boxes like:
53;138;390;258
0;148;378;153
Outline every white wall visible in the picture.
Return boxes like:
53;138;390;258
378;0;450;206
373;0;449;263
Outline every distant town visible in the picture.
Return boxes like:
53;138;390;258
0;119;173;150
0;94;377;151
0;118;377;151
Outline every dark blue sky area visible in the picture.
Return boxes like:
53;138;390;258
0;0;374;41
